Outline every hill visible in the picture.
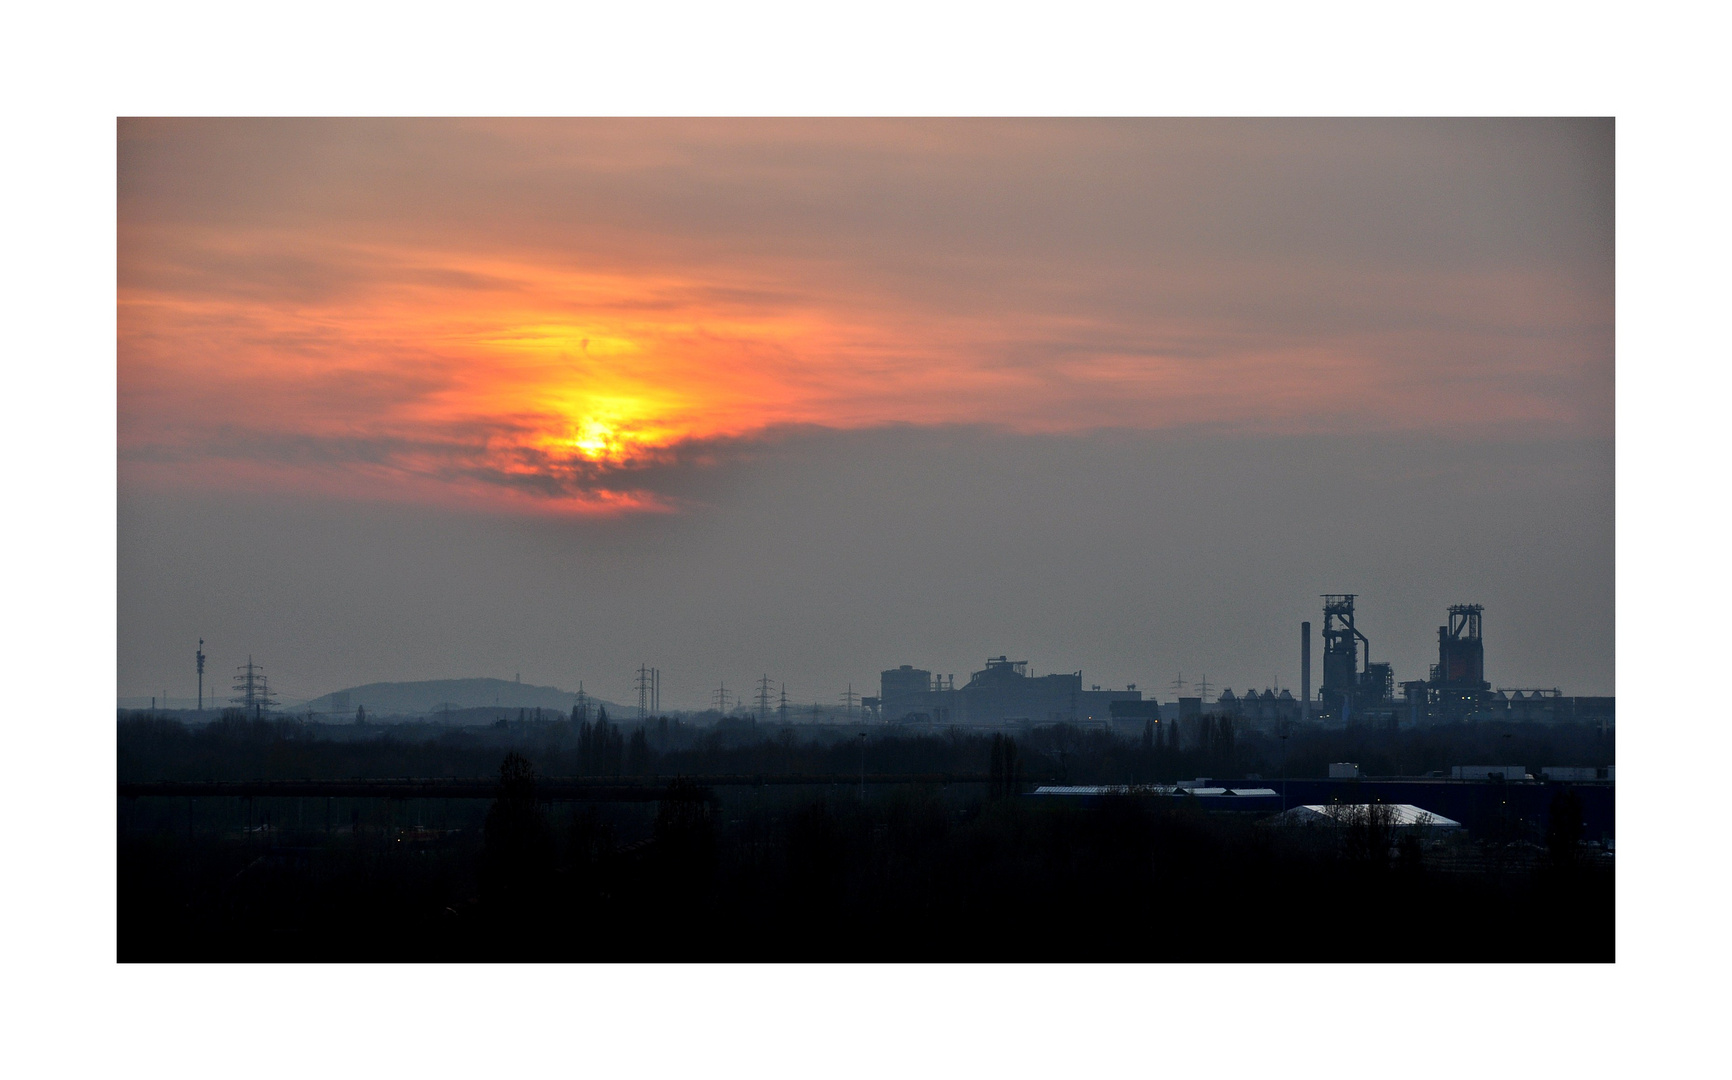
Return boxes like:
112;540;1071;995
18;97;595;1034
306;677;623;718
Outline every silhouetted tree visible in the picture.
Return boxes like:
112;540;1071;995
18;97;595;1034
652;778;717;897
626;728;652;776
1215;716;1236;770
481;752;553;911
1342;802;1397;866
1545;788;1585;869
587;711;624;776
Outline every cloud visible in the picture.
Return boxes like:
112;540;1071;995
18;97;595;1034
118;118;1614;514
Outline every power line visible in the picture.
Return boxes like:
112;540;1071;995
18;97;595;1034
756;674;774;720
230;655;278;719
636;664;657;721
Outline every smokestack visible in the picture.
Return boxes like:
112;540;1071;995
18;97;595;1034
1301;621;1311;722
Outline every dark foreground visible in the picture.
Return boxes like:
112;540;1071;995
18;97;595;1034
118;715;1613;961
120;785;1611;963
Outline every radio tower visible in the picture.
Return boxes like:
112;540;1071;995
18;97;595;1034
196;638;206;711
231;656;277;720
755;674;774;720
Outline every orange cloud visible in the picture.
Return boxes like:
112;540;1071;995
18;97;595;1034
118;120;1613;514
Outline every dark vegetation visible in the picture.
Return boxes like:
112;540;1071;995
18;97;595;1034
117;712;1614;962
118;708;1613;785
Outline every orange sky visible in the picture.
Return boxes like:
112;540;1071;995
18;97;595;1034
118;119;1613;515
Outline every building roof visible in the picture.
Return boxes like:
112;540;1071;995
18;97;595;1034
1264;804;1461;829
1028;785;1282;798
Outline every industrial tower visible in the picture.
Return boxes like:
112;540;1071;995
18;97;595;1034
635;665;660;720
230;656;277;720
1427;603;1490;721
1319;595;1392;722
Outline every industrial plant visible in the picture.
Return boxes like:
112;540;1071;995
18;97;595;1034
870;597;1614;731
864;657;1140;729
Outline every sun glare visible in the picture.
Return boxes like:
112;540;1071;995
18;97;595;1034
572;418;618;460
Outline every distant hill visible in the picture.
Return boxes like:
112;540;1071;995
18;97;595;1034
305;678;623;718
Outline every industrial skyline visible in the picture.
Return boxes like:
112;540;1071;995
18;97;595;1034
131;591;1607;726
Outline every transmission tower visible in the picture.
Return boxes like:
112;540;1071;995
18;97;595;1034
841;684;859;717
636;664;654;721
1168;670;1187;699
713;681;731;713
196;638;206;711
755;674;774;720
777;683;789;724
231;656;278;720
1196;674;1212;702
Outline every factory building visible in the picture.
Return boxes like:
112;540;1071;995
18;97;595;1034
870;656;1140;727
1296;597;1612;727
865;598;1611;732
1214;687;1303;726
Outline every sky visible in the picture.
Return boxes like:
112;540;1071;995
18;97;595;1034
117;118;1614;708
